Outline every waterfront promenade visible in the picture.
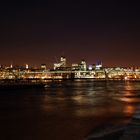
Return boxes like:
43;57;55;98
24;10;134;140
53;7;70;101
1;67;140;81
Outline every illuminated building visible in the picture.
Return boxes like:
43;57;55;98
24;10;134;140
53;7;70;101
26;64;29;69
54;56;66;70
95;61;102;70
72;60;87;71
10;64;13;68
60;56;66;67
72;64;79;70
88;65;93;70
0;56;140;80
41;64;47;70
80;60;87;71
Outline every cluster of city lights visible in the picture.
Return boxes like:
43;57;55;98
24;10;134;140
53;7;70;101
0;56;140;80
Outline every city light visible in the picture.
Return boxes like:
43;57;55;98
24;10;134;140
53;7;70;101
0;56;140;80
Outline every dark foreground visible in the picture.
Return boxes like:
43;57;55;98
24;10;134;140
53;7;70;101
0;80;140;140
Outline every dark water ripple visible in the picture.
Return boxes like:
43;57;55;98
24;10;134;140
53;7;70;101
0;80;140;140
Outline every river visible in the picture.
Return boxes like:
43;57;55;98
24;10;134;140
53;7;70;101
0;80;140;140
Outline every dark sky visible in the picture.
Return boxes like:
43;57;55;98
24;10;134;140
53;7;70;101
0;0;140;67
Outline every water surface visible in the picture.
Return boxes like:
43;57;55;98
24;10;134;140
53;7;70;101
0;80;140;140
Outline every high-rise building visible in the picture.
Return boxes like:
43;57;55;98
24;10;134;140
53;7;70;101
95;61;102;69
60;56;66;67
80;60;87;71
54;56;67;70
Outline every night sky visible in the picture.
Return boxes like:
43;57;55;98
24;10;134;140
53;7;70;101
0;0;140;67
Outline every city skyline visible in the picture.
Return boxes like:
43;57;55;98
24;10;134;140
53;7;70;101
0;55;140;69
0;1;140;66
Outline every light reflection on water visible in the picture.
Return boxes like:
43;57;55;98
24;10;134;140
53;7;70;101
0;80;140;140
